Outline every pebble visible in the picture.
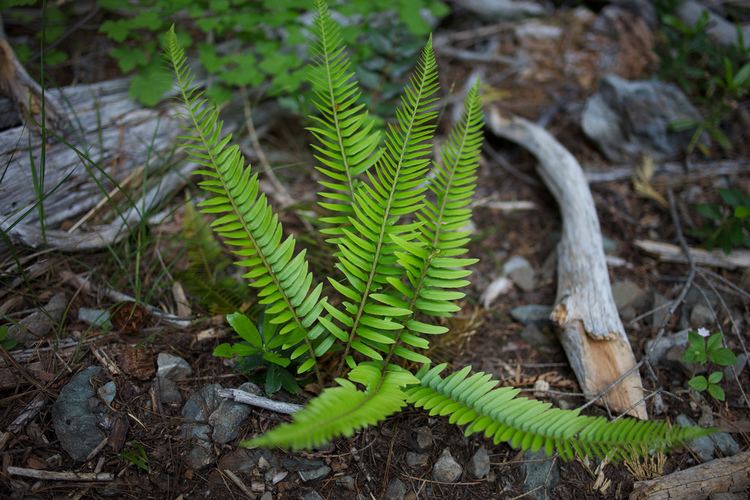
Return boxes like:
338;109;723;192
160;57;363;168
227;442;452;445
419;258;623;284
503;255;536;292
78;307;112;329
209;382;259;444
260;493;273;500
432;448;462;483
482;276;514;308
385;478;406;500
406;452;429;467
51;366;107;462
522;450;560;500
520;323;557;350
157;352;193;380
218;449;259;473
467;446;490;479
689;304;714;328
181;383;222;469
158;376;182;404
651;293;669;329
709;431;740;457
298;465;331;482
8;292;67;345
724;353;748;380
646;330;689;365
611;280;649;321
510;305;553;325
676;414;715;461
301;491;324;500
412;426;433;452
337;475;356;491
97;381;116;405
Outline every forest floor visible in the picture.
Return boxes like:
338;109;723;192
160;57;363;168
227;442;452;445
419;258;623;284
1;1;749;499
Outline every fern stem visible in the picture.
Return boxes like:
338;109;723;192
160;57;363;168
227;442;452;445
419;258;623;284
169;54;324;387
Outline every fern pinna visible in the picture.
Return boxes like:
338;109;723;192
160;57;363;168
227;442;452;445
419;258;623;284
164;0;709;460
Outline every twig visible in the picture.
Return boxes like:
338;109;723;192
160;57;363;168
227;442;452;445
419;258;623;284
217;388;302;414
585;159;750;184
7;392;46;433
223;469;254;497
7;466;114;481
635;240;750;269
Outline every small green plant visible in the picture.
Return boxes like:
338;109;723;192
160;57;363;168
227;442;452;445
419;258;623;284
690;187;750;253
163;0;710;459
657;8;750;153
119;441;149;472
683;327;737;401
214;312;301;394
0;325;17;350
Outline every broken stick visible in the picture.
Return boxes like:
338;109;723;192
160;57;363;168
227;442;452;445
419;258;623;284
7;466;114;481
487;109;647;418
217;388;302;415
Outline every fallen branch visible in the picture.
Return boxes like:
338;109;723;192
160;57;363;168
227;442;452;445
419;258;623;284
585;159;750;184
7;393;46;433
217;388;302;415
487;108;647;418
629;451;750;500
6;466;114;481
635;240;750;269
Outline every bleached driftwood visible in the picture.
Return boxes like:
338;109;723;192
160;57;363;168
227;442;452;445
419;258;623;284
217;388;302;414
487;109;647;418
629;451;750;500
635;239;750;270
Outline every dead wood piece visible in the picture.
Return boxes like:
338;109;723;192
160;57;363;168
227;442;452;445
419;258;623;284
217;388;302;415
584;159;750;185
487;108;646;418
635;240;750;270
629;450;750;500
6;466;114;482
7;393;46;433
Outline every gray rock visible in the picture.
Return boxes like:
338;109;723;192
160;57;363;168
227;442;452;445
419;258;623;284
218;448;260;473
456;0;546;20
582;75;704;162
709;493;746;500
724;353;748;380
385;478;406;500
690;304;714;328
181;384;222;469
412;426;433;452
468;446;490;479
158;376;182;405
8;292;67;345
406;452;429;467
282;457;326;471
601;235;618;254
646;330;689;365
510;305;553;325
298;465;331;482
51;367;106;462
302;492;324;500
651;293;669;329
684;287;720;309
157;352;193;380
432;448;462;483
522;450;560;500
337;475;356;491
97;381;116;405
520;324;558;350
710;431;740;457
78;307;112;329
503;255;536;292
611;280;649;321
676;414;715;461
260;493;273;500
209;382;258;444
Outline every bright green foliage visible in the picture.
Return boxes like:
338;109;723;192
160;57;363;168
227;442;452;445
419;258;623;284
165;27;326;380
308;0;381;240
165;2;710;459
246;362;418;450
683;329;737;402
408;364;712;461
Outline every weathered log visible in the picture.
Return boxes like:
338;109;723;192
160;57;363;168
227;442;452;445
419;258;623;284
486;108;647;418
635;239;750;270
629;451;750;500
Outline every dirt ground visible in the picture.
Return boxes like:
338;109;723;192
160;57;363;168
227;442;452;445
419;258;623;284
1;1;749;499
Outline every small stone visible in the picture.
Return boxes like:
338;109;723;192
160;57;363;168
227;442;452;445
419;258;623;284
250;482;265;493
385;478;406;500
8;292;67;345
710;431;740;457
157;352;193;380
482;276;514;308
187;440;214;470
724;353;748;380
432;448;462;483
690;304;714;328
181;384;222;470
97;381;116;405
503;255;536;292
520;323;557;350
209;382;257;444
298;465;331;482
337;475;356;491
260;493;273;500
651;293;669;329
522;450;560;500
676;414;715;461
78;307;112;329
158;376;182;405
611;280;649;320
467;447;490;479
412;426;433;452
51;367;107;462
258;455;271;470
510;305;553;325
601;235;618;254
218;449;259;473
646;330;689;365
302;491;324;500
406;452;429;467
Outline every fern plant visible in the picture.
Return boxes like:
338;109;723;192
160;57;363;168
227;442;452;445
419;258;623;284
164;0;710;460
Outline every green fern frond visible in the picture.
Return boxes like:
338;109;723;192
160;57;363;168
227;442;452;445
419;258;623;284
319;37;441;367
308;0;381;239
246;362;417;450
164;28;326;381
407;364;712;461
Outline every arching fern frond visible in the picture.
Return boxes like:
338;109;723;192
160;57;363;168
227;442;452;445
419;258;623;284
246;362;417;450
308;0;381;240
164;28;326;382
407;364;711;461
319;37;441;370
